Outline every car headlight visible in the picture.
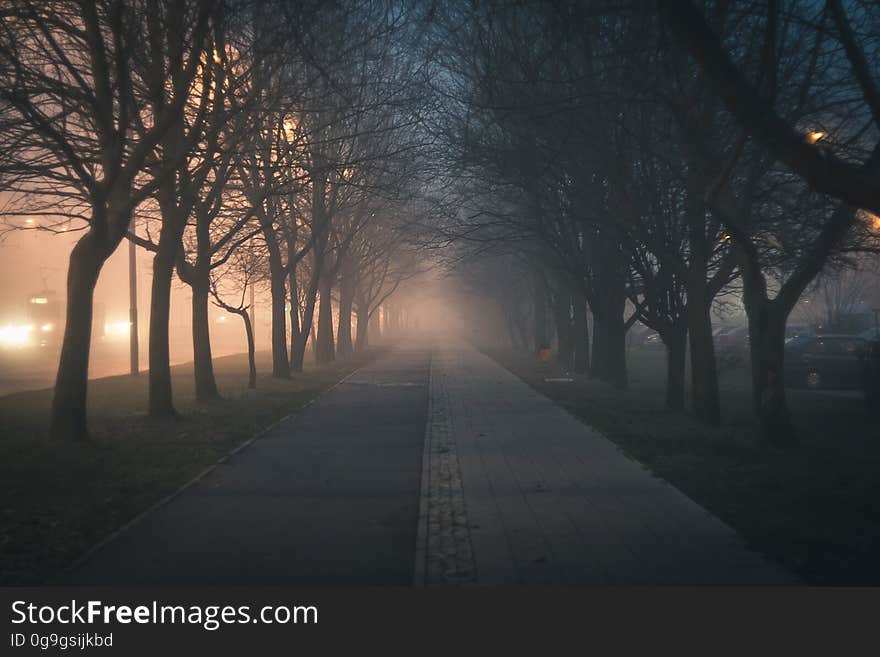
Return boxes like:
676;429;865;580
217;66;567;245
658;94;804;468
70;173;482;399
0;324;35;347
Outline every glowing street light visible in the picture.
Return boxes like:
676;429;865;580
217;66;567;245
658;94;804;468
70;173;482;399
283;117;298;141
0;324;34;348
105;320;133;339
858;209;880;231
806;130;827;145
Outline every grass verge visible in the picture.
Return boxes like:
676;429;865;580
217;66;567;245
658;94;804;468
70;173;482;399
0;347;386;585
483;346;880;585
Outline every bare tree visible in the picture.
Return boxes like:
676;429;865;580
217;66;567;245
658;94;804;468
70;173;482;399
661;0;880;443
210;244;263;389
0;0;214;439
659;0;880;214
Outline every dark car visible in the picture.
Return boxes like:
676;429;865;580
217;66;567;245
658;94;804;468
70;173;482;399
784;335;866;390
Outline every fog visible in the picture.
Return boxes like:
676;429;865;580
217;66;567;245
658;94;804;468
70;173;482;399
3;0;880;593
1;224;277;395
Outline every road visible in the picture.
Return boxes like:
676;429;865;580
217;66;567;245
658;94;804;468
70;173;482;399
0;339;244;397
61;338;797;586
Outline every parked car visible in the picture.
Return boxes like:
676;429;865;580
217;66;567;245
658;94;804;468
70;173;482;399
784;334;866;390
785;323;815;339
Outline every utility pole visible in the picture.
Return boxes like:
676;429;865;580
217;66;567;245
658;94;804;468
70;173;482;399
129;236;139;375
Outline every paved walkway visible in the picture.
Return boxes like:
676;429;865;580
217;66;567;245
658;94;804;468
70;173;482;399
62;338;797;585
62;345;429;585
415;341;798;585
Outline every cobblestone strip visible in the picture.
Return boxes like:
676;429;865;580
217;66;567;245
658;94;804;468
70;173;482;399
413;350;477;586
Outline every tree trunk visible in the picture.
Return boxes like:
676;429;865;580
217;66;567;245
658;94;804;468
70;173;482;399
287;231;301;368
336;255;355;356
585;227;629;388
267;258;290;378
600;305;628;388
590;279;628;389
337;280;354;357
290;278;319;372
686;288;720;424
149;245;177;417
731;205;859;444
746;296;797;446
150;113;192;416
291;170;328;372
664;328;687;411
591;309;603;377
49;232;107;441
554;289;574;369
685;164;721;424
316;274;335;365
572;295;590;373
369;308;381;344
289;293;299;368
240;310;257;389
532;267;548;353
258;210;290;379
191;277;220;402
355;296;370;351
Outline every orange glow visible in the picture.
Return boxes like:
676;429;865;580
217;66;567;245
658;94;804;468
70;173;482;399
104;321;132;338
859;210;880;231
283;117;298;140
806;131;827;144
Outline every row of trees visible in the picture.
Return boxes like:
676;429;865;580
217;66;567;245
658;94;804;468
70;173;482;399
0;0;429;440
3;0;878;447
428;0;880;445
